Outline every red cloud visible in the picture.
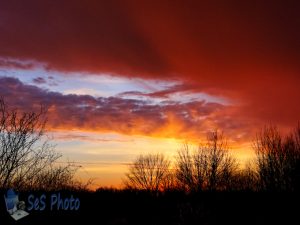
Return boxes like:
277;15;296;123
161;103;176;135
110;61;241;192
0;1;168;76
0;1;299;132
1;1;299;80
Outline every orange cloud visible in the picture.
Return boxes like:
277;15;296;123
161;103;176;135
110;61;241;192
0;77;254;143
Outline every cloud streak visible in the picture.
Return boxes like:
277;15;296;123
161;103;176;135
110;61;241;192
0;57;35;70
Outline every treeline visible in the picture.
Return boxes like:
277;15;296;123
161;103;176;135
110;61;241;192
124;126;300;192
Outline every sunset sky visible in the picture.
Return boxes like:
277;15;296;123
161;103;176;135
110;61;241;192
0;0;299;188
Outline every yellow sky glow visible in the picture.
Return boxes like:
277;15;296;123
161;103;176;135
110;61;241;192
50;130;255;189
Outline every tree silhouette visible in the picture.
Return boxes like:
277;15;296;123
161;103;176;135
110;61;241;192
0;98;81;190
124;153;171;191
176;131;238;191
255;125;300;191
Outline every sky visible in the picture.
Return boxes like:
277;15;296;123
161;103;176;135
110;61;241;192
0;0;299;188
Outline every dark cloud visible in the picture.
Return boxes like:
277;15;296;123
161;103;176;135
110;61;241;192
0;77;252;141
118;83;199;99
32;77;46;84
32;76;58;86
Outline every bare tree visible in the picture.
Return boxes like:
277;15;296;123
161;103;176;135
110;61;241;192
289;124;300;190
255;125;300;191
176;143;197;191
0;98;82;190
176;131;238;191
24;162;93;191
124;153;171;192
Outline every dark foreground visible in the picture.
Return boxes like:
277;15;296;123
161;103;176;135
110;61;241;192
0;189;299;225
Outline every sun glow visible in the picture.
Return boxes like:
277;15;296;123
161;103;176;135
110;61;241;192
49;129;255;189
